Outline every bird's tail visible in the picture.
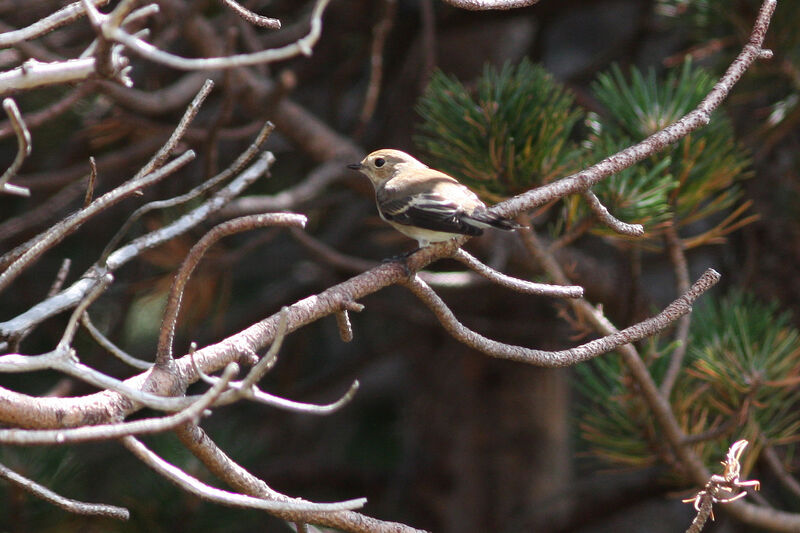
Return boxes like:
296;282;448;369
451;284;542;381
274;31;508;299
466;209;525;232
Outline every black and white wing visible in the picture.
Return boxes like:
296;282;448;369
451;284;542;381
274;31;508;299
378;192;485;236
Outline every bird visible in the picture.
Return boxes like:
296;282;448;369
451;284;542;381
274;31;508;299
348;149;521;248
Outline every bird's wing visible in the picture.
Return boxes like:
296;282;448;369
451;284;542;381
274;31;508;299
378;192;484;236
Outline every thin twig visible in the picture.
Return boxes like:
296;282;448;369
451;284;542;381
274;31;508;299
0;461;128;520
660;222;691;396
57;273;112;350
581;190;645;237
0;153;273;341
440;0;539;9
0;57;98;94
0;150;196;294
760;443;800;500
493;0;776;220
174;424;427;532
47;259;72;299
81;313;153;370
219;158;352;217
138;79;213;177
100;121;275;260
86;0;332;71
335;311;354;342
0;98;32;197
156;214;308;366
121;436;367;512
0;0;111;48
354;0;396;136
684;492;714;533
219;0;281;29
453;248;584;298
84;157;97;207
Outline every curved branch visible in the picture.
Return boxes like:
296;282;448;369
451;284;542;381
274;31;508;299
440;0;539;10
453;248;583;298
89;0;331;71
156;213;308;366
0;98;31;197
121;436;367;513
174;424;427;532
0;461;128;520
219;0;281;29
581;190;644;237
402;268;720;367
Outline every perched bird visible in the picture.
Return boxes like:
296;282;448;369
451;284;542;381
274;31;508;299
348;149;520;248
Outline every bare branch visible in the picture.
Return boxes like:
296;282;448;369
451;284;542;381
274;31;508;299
83;157;97;207
0;57;98;93
101;120;275;260
354;0;396;135
57;272;113;350
0;364;238;445
335;311;354;342
89;0;332;71
660;223;691;396
47;259;72;298
0;152;273;341
81;313;153;370
138;78;213;177
453;248;584;298
402;268;720;367
683;440;761;529
219;158;352;217
121;436;368;513
0;98;31;197
581;190;645;237
493;0;776;219
156;213;308;366
219;0;281;29
0;150;196;294
440;0;539;9
0;84;90;140
760;443;800;500
175;424;427;532
0;0;110;48
0;461;128;520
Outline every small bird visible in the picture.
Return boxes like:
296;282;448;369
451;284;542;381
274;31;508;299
348;149;520;248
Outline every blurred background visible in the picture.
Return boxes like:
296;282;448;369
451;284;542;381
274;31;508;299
1;0;799;531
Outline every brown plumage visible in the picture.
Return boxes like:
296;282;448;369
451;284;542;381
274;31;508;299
348;149;519;247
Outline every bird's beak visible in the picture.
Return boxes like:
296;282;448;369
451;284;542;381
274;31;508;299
347;163;362;170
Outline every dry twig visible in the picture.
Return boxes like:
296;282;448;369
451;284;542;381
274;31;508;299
0;98;31;197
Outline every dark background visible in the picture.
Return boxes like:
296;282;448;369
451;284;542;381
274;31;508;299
1;0;798;531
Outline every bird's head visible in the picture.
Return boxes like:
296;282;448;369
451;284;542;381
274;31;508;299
347;149;428;187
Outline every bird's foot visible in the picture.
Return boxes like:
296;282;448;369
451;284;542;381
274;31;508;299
381;248;419;277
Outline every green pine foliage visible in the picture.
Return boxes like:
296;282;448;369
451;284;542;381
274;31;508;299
679;291;800;472
576;291;800;477
565;132;678;238
416;58;753;243
584;60;753;244
415;59;585;202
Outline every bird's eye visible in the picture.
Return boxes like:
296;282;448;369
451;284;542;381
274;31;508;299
374;157;385;168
